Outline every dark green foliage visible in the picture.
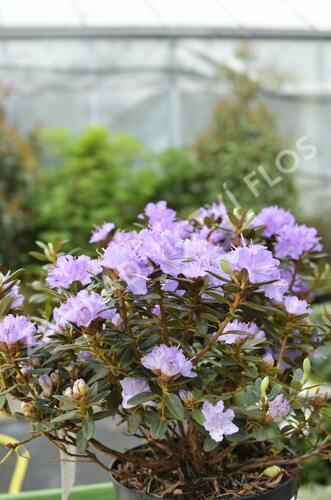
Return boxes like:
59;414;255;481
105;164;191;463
194;80;297;210
33;127;159;248
151;148;205;216
0;110;38;269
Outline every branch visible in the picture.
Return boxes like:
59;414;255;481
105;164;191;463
229;442;331;473
193;292;242;362
156;281;169;344
89;437;169;469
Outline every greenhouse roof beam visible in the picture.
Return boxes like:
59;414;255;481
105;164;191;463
0;27;331;41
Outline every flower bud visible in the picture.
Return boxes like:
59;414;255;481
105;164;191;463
20;363;32;377
77;351;92;364
68;363;80;380
50;371;60;387
179;389;195;406
39;374;53;397
260;376;269;399
63;387;73;398
31;357;41;369
21;401;36;419
72;378;90;401
263;352;274;369
314;386;328;406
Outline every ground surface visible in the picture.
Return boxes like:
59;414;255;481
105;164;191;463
0;417;137;493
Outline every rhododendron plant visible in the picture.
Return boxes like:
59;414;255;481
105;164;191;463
0;202;330;499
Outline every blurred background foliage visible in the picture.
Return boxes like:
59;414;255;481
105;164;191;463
32;127;157;247
0;109;38;269
1;65;294;262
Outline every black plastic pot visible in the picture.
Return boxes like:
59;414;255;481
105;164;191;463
110;461;299;500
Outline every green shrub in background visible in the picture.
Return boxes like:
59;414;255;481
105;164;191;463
194;67;297;210
33;127;159;248
151;147;205;216
0;109;38;270
22;62;297;258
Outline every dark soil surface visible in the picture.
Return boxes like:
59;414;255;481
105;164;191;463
112;444;298;499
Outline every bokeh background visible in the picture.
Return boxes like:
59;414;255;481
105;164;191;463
1;0;331;494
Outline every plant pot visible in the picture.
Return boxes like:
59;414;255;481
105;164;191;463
110;460;299;500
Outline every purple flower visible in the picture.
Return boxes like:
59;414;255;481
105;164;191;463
275;224;321;260
140;201;193;239
53;290;113;328
141;344;196;380
223;244;286;300
252;206;295;237
197;203;227;224
76;351;93;363
39;374;53;397
280;268;312;299
197;226;226;245
268;394;291;419
140;229;185;276
263;350;275;368
283;296;310;315
201;400;238;442
37;319;58;343
219;320;265;345
196;203;231;245
120;377;152;409
181;236;223;279
20;363;32;376
162;279;178;292
0;314;36;348
102;235;152;295
152;305;161;317
141;201;176;227
9;285;24;309
89;222;115;243
77;351;93;363
1;273;24;309
46;255;102;289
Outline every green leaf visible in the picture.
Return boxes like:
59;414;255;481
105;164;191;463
51;410;78;423
261;465;282;478
140;334;161;350
76;429;88;453
203;435;218;452
252;423;278;441
226;212;239;227
227;430;250;442
127;392;157;407
164;393;185;421
303;357;311;379
82;419;95;440
28;251;49;262
0;295;13;319
220;260;232;276
93;410;116;420
150;416;168;440
192;409;205;426
127;413;142;435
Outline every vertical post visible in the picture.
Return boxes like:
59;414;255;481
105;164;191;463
168;38;182;147
87;40;100;126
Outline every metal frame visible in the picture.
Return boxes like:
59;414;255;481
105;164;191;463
0;27;330;41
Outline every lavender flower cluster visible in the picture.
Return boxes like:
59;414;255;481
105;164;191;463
0;201;327;454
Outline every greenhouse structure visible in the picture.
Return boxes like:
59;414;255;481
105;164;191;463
0;0;330;209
